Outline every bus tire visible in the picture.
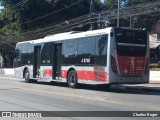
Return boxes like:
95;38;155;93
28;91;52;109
67;70;78;88
24;69;31;83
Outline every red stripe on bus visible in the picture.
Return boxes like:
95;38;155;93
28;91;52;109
44;69;108;82
62;70;108;82
117;55;146;76
43;69;52;77
61;70;67;78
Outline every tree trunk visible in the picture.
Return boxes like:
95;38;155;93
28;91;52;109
0;51;8;68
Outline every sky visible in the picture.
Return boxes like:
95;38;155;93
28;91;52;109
0;6;4;10
101;0;105;3
0;3;4;10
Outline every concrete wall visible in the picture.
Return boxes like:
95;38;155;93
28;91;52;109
150;71;160;81
0;68;159;81
0;68;14;75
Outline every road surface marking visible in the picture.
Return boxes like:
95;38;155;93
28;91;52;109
147;106;160;110
23;88;124;104
0;84;123;105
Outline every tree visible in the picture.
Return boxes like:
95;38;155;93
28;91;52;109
125;0;160;31
99;0;160;31
0;0;104;67
0;0;91;32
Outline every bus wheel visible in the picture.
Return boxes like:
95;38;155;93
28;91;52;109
67;70;78;88
24;69;31;83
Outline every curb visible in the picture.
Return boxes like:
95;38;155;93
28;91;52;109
0;76;18;80
0;75;17;80
0;75;15;77
111;84;160;93
125;86;160;93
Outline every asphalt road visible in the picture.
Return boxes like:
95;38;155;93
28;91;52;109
0;76;159;120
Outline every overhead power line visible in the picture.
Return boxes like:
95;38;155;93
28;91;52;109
1;0;160;44
0;14;91;41
101;0;160;20
12;0;28;8
20;0;84;25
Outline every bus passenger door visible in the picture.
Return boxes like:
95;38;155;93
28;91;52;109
53;43;62;80
33;46;41;78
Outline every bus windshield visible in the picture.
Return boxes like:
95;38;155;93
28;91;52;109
115;28;147;56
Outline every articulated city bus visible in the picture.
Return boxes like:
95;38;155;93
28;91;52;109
13;27;149;88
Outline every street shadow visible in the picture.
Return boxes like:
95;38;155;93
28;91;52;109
0;88;20;91
78;84;160;95
20;80;160;96
149;82;160;84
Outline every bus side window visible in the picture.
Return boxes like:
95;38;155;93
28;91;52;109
62;40;78;65
78;37;95;65
67;39;78;64
95;35;108;66
15;49;20;60
41;42;52;65
67;40;76;56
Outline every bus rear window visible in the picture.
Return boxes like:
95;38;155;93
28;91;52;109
115;28;147;56
115;28;147;45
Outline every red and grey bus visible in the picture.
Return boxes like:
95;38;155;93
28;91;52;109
13;27;149;88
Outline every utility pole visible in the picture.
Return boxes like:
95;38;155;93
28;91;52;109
90;0;93;30
130;15;132;28
117;0;120;27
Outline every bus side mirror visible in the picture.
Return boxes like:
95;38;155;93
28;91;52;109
14;50;19;59
14;51;17;59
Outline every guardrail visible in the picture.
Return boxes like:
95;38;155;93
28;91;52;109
150;71;160;81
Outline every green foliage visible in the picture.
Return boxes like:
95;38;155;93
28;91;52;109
0;0;95;32
98;0;127;9
0;0;159;67
0;0;159;34
98;0;160;31
126;0;158;6
124;0;160;31
0;0;21;35
0;0;97;67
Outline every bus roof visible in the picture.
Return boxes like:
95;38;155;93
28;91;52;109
16;27;144;45
42;27;112;43
16;38;43;44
